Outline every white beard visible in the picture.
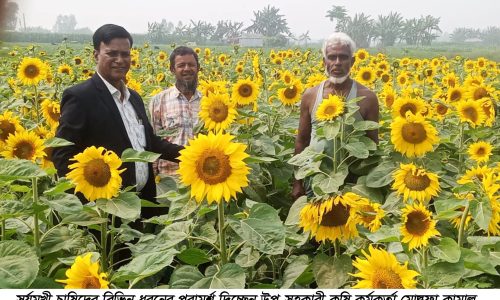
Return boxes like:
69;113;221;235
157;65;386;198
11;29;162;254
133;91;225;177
328;74;349;84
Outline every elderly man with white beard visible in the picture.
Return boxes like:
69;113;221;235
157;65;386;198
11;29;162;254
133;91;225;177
291;32;379;200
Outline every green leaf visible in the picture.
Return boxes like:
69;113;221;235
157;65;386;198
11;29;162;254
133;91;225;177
0;241;39;288
467;236;500;250
96;192;141;221
246;156;278;163
235;247;260;268
121;148;161;163
461;248;499;275
228;203;285;255
129;221;188;255
365;225;400;243
61;207;108;226
281;255;310;288
167;196;198;221
43;137;74;147
294;160;322;180
40;226;86;255
353;120;380;131
113;248;178;287
316;172;347;194
0;200;29;219
192;263;245;288
323;122;341;140
344;142;369;158
425;260;466;287
41;193;83;215
366;161;396;188
169;265;204;288
430;237;461;263
0;158;47;180
312;253;351;288
285;196;307;226
43;179;74;196
176;248;211;266
469;197;492;231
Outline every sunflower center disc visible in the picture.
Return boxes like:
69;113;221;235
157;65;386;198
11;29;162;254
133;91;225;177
437;104;448;115
362;71;372;81
360;205;376;223
25;65;40;78
83;159;112;187
473;88;487;100
0;120;16;141
324;105;337;116
320;203;350;227
82;275;101;289
284;86;297;99
403;172;430;191
399;103;417;118
49;107;60;122
463;107;478;122
401;123;427;144
209;101;229;122
450;90;461;101
476;147;486;155
238;84;252;97
13;141;35;160
405;211;430;236
372;268;403;289
197;151;231;185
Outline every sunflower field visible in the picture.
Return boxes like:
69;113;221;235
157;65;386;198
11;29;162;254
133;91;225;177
0;42;499;289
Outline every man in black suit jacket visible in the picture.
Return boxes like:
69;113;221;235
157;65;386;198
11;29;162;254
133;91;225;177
52;24;183;218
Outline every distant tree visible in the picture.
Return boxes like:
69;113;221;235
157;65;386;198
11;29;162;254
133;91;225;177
173;21;190;40
52;14;77;33
212;20;244;44
325;5;348;31
22;26;51;33
480;26;500;45
245;5;291;45
73;27;92;34
402;15;441;46
1;1;19;30
147;19;174;43
189;20;215;43
374;12;404;46
450;27;480;42
298;30;311;47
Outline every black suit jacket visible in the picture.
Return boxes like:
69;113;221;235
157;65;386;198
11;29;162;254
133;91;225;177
52;74;183;207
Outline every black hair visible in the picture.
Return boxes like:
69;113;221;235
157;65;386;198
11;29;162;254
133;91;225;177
92;24;133;50
169;46;199;69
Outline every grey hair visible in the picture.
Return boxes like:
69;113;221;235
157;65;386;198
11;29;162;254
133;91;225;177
321;32;356;58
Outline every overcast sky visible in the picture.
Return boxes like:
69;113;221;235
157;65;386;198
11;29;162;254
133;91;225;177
13;0;499;39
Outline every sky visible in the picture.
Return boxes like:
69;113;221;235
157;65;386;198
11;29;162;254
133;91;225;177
13;0;500;40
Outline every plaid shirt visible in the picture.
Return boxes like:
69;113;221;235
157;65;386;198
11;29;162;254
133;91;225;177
149;86;202;176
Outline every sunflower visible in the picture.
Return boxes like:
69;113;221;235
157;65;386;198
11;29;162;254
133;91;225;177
177;132;250;204
351;245;419;289
73;56;83;65
66;146;125;201
56;253;109;289
57;63;73;77
199;80;229;97
355;198;385;232
17;57;48;86
199;92;237;132
442;72;458;88
379;85;396;109
355;66;376;86
466;83;493;101
390;113;439;157
204;48;211;57
401;202;440;250
447;86;465;102
480;98;496;127
455;100;486;128
379;72;392;84
467;141;493;163
393;163;440;203
391;97;426;119
315;94;345;121
299;193;359;243
355;49;369;61
41;99;61;128
1;130;45;162
280;70;295;85
0;111;24;144
231;78;259;106
482;173;500;236
306;73;327;88
278;80;303;106
218;54;228;65
457;165;491;184
396;72;410;87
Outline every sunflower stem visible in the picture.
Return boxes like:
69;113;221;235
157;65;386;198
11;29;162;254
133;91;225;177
100;212;109;271
109;215;116;268
1;220;5;241
457;202;469;247
422;246;429;288
457;123;465;174
218;200;228;265
33;85;40;124
32;177;40;256
333;239;340;258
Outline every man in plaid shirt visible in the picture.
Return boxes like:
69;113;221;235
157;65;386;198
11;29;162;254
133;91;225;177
149;46;202;176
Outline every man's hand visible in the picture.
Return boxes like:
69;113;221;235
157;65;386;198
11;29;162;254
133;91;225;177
292;180;305;200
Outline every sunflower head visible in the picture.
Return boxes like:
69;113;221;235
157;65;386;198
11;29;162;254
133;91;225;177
178;132;250;204
351;245;419;289
456;100;486;128
1;130;45;162
315;94;345;121
400;202;440;250
56;253;109;289
67;146;125;201
231;78;259;106
278;80;303;106
467;141;493;163
390;113;439;157
41;99;61;128
392;163;440;203
199;92;238;132
17;57;48;86
0;111;24;143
